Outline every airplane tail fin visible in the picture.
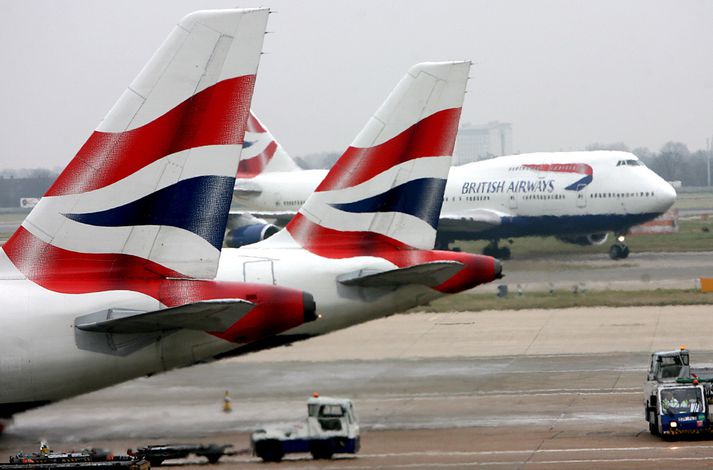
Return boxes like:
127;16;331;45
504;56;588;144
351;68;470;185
3;8;269;281
237;111;301;177
284;61;470;251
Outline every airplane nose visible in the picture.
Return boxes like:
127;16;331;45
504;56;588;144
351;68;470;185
651;180;677;213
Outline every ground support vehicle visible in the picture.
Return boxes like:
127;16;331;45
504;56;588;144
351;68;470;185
1;446;145;470
251;396;360;462
128;444;233;466
644;348;713;438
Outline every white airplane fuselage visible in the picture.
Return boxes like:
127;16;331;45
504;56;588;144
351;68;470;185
0;264;232;410
234;151;676;242
217;242;441;337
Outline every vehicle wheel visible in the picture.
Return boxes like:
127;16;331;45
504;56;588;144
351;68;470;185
609;244;622;260
649;422;659;436
310;442;334;460
206;454;221;464
255;440;284;463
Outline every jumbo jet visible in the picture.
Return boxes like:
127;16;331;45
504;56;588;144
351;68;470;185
0;9;317;430
217;61;502;345
232;121;676;260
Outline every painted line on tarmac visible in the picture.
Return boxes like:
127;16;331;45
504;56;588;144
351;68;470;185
360;444;713;457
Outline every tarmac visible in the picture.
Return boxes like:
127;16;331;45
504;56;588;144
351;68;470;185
4;305;713;468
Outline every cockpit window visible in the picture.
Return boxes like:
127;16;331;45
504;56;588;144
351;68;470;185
616;159;643;167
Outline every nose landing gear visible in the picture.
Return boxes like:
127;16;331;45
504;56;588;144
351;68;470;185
609;234;630;260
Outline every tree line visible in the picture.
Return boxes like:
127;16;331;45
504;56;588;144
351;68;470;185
586;142;712;187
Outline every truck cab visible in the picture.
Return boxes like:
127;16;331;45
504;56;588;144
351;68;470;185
644;349;713;437
252;396;360;462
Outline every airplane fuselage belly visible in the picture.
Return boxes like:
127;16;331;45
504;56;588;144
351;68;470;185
0;279;234;411
217;249;443;336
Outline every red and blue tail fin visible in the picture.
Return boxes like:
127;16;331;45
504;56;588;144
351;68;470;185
284;61;470;253
3;9;269;281
237;111;301;178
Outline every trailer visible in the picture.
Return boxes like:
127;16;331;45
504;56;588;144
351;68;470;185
251;395;360;462
128;444;233;466
644;348;713;438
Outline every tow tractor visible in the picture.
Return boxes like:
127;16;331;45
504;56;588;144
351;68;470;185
644;348;713;438
251;395;360;462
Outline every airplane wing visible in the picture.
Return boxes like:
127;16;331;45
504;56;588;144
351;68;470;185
75;299;254;334
337;261;464;288
438;208;507;233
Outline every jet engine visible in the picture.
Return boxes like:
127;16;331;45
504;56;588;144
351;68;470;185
225;213;280;248
555;232;609;246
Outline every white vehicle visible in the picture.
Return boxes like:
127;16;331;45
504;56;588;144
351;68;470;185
232;119;676;260
0;9;317;427
251;396;359;462
217;61;502;347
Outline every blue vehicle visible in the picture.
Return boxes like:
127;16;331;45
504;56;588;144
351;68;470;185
645;349;713;438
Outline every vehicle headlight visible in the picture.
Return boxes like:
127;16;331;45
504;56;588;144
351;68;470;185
670;421;678;428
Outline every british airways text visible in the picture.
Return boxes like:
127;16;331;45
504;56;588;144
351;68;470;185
461;180;556;195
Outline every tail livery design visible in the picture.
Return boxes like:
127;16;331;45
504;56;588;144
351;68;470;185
237;112;301;177
286;61;468;252
276;61;500;293
0;9;314;341
5;9;268;282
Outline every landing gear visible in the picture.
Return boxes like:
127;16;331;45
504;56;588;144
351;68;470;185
609;234;630;260
483;240;511;260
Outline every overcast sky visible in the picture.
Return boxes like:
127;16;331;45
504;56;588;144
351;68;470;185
0;0;711;169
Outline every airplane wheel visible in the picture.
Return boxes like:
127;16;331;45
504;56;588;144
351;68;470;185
620;246;630;259
609;244;622;260
498;246;511;260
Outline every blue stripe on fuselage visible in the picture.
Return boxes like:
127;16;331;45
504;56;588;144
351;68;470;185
439;212;662;242
63;175;235;250
329;178;447;229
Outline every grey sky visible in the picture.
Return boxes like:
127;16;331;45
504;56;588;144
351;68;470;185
0;0;711;169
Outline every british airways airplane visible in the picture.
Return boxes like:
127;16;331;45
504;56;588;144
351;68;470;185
232;117;676;260
0;9;317;430
218;61;502;345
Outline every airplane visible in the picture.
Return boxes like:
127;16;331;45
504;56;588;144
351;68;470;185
231;121;677;260
0;9;317;430
216;61;502;345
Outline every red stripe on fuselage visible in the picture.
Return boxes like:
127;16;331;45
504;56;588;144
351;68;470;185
46;75;256;196
286;213;497;293
237;141;277;178
315;108;461;192
522;163;593;175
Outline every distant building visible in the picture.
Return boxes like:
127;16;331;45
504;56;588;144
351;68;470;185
454;121;513;165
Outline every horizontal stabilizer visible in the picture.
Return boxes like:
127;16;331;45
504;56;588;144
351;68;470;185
75;299;254;334
338;261;464;288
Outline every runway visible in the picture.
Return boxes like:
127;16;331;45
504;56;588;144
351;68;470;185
4;306;713;468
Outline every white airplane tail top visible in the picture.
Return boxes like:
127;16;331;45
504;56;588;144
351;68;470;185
237;111;301;177
284;61;470;251
4;8;269;281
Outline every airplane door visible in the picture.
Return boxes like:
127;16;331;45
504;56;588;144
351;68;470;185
243;259;275;285
576;184;587;208
508;194;518;210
